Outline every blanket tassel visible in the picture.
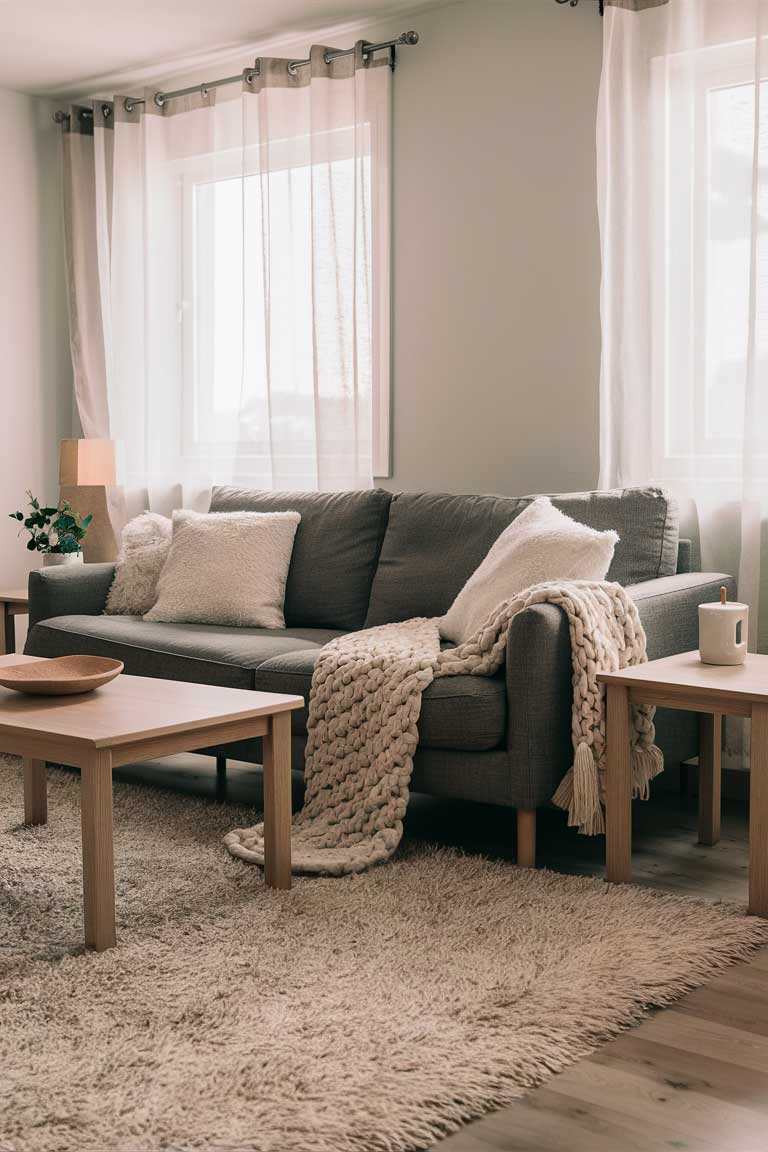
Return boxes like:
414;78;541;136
552;742;604;836
631;744;664;800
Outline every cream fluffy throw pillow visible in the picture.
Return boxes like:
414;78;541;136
440;496;619;645
105;512;172;617
144;509;300;628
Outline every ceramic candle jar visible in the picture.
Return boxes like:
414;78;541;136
699;597;748;665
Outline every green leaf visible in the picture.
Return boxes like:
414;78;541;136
81;515;93;529
26;538;37;551
8;511;23;521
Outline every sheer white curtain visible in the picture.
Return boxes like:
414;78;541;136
598;0;768;651
61;43;390;518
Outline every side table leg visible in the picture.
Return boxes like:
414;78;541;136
81;749;116;950
606;684;632;884
749;704;768;918
698;712;722;846
23;757;47;825
263;711;292;890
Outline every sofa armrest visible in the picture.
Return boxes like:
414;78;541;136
505;602;573;809
504;572;736;809
625;572;736;659
27;564;116;630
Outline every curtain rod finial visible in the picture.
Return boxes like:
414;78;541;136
402;31;419;45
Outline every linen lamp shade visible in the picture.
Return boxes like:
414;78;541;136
59;439;120;563
59;439;116;487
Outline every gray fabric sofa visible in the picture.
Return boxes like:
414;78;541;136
25;485;733;862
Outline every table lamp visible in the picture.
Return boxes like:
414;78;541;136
59;439;121;563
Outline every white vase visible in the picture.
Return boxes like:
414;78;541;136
698;600;749;665
42;553;84;568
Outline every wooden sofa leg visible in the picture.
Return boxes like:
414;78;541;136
516;808;536;868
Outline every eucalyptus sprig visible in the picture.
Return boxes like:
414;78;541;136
9;491;92;554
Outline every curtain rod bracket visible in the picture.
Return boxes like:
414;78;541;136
555;0;604;11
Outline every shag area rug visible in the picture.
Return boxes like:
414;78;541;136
2;760;767;1152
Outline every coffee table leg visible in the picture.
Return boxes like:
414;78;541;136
23;758;47;825
263;711;292;889
81;749;116;950
606;683;632;884
698;712;722;846
749;704;768;918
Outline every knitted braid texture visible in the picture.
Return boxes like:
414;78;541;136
224;581;661;874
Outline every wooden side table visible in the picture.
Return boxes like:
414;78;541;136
0;590;29;655
599;651;768;918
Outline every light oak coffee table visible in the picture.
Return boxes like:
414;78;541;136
0;655;303;951
600;651;768;917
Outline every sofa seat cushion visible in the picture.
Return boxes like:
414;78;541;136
25;615;344;689
253;649;506;752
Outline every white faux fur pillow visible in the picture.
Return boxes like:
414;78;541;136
144;509;301;628
440;496;619;645
104;512;172;617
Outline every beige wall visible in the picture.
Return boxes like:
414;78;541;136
376;0;603;495
0;89;72;645
145;0;604;498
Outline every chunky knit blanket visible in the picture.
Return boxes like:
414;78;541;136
224;581;663;875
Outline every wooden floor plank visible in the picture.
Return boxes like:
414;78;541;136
640;1007;768;1071
590;1032;768;1114
548;1060;768;1147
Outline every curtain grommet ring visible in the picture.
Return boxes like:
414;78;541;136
154;93;166;109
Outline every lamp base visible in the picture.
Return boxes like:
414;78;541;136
60;485;121;563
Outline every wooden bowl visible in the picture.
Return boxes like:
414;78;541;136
0;655;124;696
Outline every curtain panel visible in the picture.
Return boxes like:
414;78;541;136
598;0;768;651
61;43;390;516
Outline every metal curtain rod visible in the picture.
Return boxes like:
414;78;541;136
53;29;419;122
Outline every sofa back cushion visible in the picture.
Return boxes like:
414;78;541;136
209;487;392;631
364;487;679;627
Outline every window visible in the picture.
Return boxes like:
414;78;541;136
653;41;768;480
171;117;390;486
